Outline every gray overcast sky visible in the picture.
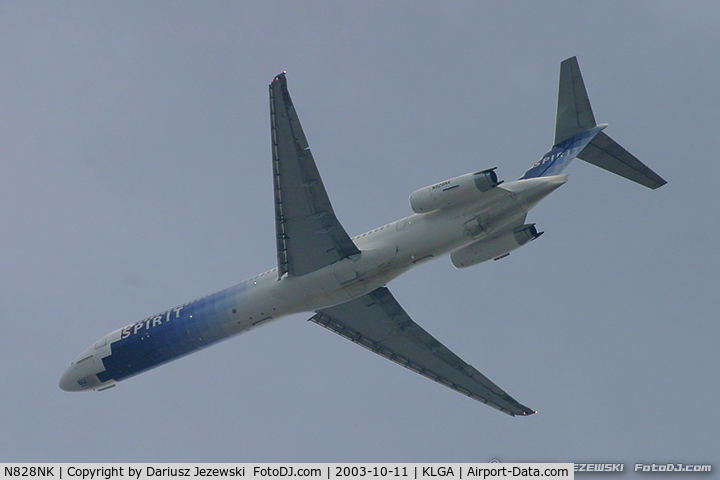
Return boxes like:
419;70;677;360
1;1;718;470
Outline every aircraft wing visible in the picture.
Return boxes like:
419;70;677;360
310;287;535;416
269;73;360;278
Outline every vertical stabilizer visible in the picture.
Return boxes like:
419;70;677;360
522;57;666;189
555;56;596;145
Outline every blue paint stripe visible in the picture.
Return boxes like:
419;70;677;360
98;282;247;382
520;126;604;180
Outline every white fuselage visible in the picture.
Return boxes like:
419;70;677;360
59;175;566;392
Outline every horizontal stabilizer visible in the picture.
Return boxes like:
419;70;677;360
527;56;666;189
578;131;667;189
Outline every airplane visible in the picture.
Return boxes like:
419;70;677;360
59;57;665;416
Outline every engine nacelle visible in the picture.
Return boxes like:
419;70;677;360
450;224;543;268
409;168;500;214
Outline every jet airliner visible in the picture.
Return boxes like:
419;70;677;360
60;58;665;416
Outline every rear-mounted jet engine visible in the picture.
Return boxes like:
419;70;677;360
409;168;500;213
451;224;544;268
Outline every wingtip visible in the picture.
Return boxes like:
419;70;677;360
503;404;536;417
650;178;668;189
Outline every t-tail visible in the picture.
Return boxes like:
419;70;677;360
521;57;666;190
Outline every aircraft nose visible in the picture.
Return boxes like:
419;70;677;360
59;364;82;392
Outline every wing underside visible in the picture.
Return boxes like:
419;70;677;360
310;287;535;416
269;73;360;278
